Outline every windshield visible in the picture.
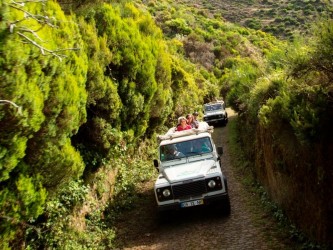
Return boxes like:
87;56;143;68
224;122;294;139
204;103;222;111
160;137;212;162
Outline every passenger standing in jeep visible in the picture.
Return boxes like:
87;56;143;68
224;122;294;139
186;114;199;128
192;112;200;128
176;116;192;131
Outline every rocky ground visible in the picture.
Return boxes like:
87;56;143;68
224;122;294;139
113;109;293;250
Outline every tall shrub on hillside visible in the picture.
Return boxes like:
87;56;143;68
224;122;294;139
72;3;174;172
223;57;263;112
0;1;87;246
260;20;333;143
71;15;123;172
289;20;333;136
255;20;333;244
89;3;172;138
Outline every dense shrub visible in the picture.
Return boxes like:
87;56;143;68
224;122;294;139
0;1;87;246
164;18;192;36
245;18;262;30
235;19;333;245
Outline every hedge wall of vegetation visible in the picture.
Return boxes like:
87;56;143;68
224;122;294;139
0;0;216;248
224;20;333;246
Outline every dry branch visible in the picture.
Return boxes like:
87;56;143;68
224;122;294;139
7;0;79;60
0;100;22;115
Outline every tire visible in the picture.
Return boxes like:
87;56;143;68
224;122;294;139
223;195;231;216
223;178;231;215
223;176;229;192
211;196;231;216
219;119;227;126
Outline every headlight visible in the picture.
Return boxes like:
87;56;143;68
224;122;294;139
208;180;216;188
156;187;173;201
163;189;171;197
206;176;222;192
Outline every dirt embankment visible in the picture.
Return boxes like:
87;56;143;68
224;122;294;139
114;109;290;250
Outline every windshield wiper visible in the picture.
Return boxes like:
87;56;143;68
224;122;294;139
185;151;204;156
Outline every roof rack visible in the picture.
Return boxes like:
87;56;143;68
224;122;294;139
157;122;214;142
204;99;224;105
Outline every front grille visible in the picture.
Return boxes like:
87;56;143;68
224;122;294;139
172;180;207;199
205;114;222;121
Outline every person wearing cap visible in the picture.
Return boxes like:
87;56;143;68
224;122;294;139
176;116;192;131
192;111;200;128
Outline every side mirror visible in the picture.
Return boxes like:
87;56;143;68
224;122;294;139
217;146;223;156
153;159;159;172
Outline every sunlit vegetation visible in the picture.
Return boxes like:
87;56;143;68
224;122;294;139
0;0;217;248
183;0;333;40
1;0;332;248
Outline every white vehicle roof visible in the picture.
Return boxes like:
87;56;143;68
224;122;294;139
157;122;213;146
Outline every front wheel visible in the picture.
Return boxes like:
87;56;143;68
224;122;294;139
211;196;231;216
223;195;231;215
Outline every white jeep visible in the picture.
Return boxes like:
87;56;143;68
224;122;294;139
153;122;230;214
203;100;228;126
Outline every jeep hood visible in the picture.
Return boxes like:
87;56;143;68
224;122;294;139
162;159;215;183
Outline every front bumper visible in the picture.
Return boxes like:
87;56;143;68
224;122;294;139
157;192;229;211
204;115;228;124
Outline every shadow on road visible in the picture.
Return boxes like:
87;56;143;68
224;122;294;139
157;204;230;226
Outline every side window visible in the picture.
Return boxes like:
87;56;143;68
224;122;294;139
160;146;166;161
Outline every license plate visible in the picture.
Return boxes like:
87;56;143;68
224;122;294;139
180;199;204;208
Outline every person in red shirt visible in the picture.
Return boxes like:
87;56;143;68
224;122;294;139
176;116;192;131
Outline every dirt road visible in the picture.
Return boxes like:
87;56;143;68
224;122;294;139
114;109;290;250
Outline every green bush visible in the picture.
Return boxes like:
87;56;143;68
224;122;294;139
245;18;262;30
223;57;263;112
0;1;87;246
25;180;117;250
165;18;192;36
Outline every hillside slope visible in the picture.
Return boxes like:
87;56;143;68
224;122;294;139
178;0;332;39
